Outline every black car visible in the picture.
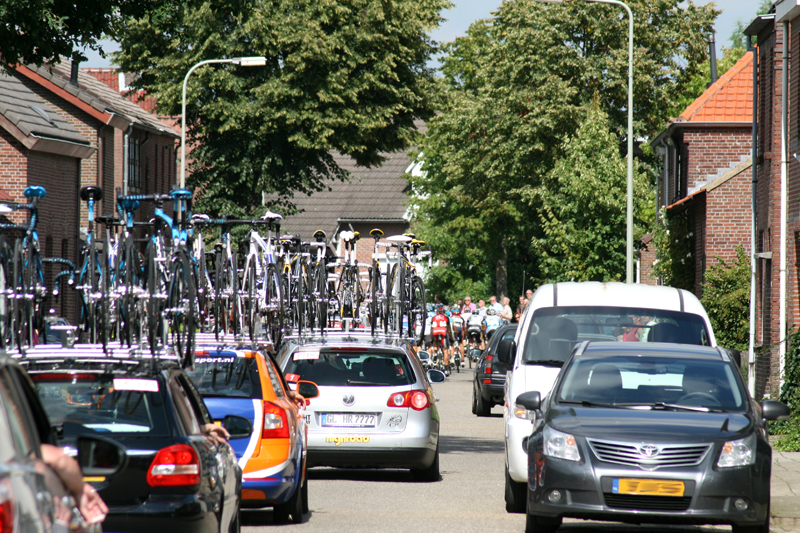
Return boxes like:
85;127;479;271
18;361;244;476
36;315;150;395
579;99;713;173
0;353;119;532
21;344;246;533
472;323;516;416
517;341;791;533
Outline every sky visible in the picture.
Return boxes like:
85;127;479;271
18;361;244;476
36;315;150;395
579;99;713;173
82;0;763;69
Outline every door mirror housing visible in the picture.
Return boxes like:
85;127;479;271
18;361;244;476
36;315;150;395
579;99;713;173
496;338;516;365
515;391;541;411
77;435;127;477
427;369;447;383
297;380;320;400
762;400;792;421
222;415;254;439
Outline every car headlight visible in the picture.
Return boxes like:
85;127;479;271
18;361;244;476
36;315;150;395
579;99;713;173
717;433;757;468
543;425;580;461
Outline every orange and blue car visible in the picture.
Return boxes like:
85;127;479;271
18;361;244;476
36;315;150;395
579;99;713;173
188;345;308;524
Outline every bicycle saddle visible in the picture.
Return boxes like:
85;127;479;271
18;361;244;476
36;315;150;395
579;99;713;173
24;186;47;199
191;214;211;224
386;234;412;243
169;188;193;200
369;228;384;238
261;210;283;221
411;239;426;246
340;230;354;242
313;229;327;242
79;186;103;202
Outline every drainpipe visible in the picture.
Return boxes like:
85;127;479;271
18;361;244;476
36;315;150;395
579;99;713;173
779;22;788;395
748;37;758;398
123;126;132;195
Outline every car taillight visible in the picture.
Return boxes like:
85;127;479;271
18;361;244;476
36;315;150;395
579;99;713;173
0;478;15;533
147;444;200;486
485;354;493;374
263;401;289;438
386;390;429;411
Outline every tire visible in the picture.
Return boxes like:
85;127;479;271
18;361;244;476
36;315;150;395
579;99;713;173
505;467;527;513
525;512;561;533
409;276;426;344
471;384;478;414
301;477;309;514
315;265;327;333
273;482;304;524
411;446;440;482
244;258;258;341
145;242;161;351
475;385;491;417
265;265;284;345
0;237;11;349
167;251;196;368
384;263;396;334
369;263;379;335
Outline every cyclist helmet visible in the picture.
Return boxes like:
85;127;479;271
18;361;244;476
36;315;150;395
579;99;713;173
487;308;497;316
451;308;460;316
436;304;444;313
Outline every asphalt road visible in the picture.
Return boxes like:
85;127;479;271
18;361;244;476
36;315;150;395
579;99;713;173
241;366;733;533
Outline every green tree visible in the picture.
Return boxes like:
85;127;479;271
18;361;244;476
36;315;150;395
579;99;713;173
113;0;450;217
0;0;146;69
729;0;773;50
699;246;750;353
528;104;650;282
411;0;718;295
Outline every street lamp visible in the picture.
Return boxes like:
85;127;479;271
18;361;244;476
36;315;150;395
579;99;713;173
534;0;634;283
180;56;268;189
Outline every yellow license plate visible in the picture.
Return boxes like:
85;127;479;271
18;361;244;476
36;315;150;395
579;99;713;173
613;478;685;497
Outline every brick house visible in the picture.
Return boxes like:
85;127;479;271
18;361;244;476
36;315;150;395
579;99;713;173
647;52;754;295
0;58;179;324
743;3;800;401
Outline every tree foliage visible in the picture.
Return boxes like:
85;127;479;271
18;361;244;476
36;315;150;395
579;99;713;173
529;104;650;282
729;0;773;50
0;0;146;69
411;0;718;296
113;0;450;217
649;208;694;291
699;246;750;353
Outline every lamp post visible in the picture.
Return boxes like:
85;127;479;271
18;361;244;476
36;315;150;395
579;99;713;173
180;56;267;189
534;0;634;283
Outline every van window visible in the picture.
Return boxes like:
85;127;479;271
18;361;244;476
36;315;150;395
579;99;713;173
523;306;710;365
285;349;413;386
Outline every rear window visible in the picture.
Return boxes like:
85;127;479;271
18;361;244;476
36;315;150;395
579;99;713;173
33;374;170;437
187;353;262;399
523;306;711;365
285;348;413;386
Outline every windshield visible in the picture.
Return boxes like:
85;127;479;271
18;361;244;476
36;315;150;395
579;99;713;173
33;374;170;437
186;353;262;399
556;355;745;412
285;349;414;386
522;306;711;365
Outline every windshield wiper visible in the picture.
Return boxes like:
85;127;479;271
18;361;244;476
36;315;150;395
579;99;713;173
615;402;727;413
346;380;386;386
525;359;564;367
559;400;617;408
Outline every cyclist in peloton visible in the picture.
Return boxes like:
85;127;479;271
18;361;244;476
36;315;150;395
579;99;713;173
482;307;504;343
467;308;484;350
430;304;453;368
449;308;465;366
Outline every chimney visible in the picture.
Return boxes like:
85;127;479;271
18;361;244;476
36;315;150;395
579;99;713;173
70;59;80;87
708;33;718;88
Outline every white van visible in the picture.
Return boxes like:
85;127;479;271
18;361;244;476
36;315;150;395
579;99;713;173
499;282;717;513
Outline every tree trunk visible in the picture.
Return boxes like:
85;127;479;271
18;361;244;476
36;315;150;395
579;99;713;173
496;241;508;299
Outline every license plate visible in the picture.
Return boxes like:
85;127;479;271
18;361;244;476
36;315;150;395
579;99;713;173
612;478;685;497
321;413;376;427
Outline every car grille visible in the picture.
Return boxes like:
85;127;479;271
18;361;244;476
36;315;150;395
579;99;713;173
604;494;692;512
587;439;711;470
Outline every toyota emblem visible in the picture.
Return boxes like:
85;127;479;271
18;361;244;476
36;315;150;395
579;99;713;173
639;444;659;457
342;394;355;406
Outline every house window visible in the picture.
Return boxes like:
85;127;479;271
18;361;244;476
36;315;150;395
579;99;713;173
128;137;141;190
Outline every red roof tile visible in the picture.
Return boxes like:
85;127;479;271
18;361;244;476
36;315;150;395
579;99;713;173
679;53;753;122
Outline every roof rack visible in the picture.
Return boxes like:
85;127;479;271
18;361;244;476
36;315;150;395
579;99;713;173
282;329;413;347
3;341;180;366
193;332;273;353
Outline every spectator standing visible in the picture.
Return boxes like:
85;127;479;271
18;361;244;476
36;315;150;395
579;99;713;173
500;296;513;322
488;295;504;315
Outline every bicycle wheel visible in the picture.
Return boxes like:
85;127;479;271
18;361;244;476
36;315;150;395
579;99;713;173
167;250;196;367
11;239;24;349
214;249;226;338
145;241;164;351
295;263;305;336
409;275;426;345
244;257;260;341
231;250;241;337
384;264;397;335
0;236;11;349
265;264;284;346
118;236;141;347
315;265;327;333
369;262;380;335
22;237;39;346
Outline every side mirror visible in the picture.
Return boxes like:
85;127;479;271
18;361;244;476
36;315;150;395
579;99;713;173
496;338;516;365
762;400;792;421
722;348;742;368
77;435;127;477
417;350;430;360
515;391;541;411
297;380;320;401
427;369;447;383
222;415;254;439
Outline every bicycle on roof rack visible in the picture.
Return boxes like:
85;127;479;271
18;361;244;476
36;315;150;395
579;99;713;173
336;230;364;326
0;186;76;350
384;234;427;344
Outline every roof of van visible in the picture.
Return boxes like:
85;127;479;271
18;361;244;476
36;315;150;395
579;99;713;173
531;282;707;317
